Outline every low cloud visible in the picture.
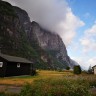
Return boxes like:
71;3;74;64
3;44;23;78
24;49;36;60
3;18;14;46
72;56;96;70
3;0;84;46
71;57;88;70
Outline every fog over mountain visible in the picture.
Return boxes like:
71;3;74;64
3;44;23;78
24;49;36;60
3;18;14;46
3;0;84;46
0;0;78;69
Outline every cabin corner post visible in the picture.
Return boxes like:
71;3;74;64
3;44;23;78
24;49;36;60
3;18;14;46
4;62;7;77
30;63;33;75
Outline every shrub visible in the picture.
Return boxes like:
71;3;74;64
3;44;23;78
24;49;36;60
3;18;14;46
20;83;33;96
74;65;81;74
30;69;37;76
66;66;70;70
57;69;63;72
0;92;5;96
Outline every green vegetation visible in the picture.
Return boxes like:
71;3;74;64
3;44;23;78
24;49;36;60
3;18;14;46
19;73;96;96
74;65;82;74
20;79;90;96
0;1;17;17
19;72;96;96
45;50;68;69
0;92;19;96
66;66;70;70
0;70;96;96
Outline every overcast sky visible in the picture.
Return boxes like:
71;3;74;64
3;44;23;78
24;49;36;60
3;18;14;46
3;0;96;70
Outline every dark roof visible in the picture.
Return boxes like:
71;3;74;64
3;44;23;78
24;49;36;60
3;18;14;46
0;53;32;64
92;65;96;68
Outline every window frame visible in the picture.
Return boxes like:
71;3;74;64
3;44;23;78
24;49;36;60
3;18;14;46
17;63;20;68
0;62;3;68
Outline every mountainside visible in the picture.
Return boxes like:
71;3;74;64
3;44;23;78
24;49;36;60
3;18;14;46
0;1;76;69
30;22;71;67
0;1;37;58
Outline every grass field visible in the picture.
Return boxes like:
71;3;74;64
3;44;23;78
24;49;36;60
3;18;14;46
0;70;96;96
0;70;74;86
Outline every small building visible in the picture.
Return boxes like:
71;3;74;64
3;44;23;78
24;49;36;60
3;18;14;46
92;65;96;74
0;53;33;77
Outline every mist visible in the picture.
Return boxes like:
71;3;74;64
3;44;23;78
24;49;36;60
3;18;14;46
3;0;84;46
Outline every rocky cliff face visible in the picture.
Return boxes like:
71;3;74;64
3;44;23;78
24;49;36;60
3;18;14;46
0;1;22;54
0;1;76;69
14;6;73;68
30;22;71;68
0;1;37;59
14;6;31;35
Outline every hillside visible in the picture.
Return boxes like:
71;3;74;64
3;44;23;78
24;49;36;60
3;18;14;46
0;1;76;69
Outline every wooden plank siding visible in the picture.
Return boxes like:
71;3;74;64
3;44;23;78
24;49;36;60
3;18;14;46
0;53;32;77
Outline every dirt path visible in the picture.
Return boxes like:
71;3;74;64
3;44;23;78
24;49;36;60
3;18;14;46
90;88;96;95
0;85;22;94
0;85;96;95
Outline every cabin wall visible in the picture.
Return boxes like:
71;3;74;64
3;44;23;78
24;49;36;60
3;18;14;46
94;66;96;74
0;57;7;77
5;62;31;77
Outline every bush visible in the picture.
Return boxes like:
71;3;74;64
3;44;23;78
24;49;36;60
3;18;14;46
66;66;70;70
30;69;37;76
74;65;81;74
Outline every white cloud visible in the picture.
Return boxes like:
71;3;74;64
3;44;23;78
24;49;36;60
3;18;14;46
58;8;84;45
80;38;91;53
71;57;89;70
80;23;96;53
88;57;96;67
85;24;96;36
72;56;96;70
3;0;84;46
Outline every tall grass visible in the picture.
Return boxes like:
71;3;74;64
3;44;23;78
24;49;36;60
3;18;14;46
20;76;92;96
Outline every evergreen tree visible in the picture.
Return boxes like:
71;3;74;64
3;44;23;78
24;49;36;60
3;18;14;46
73;65;81;74
66;66;70;70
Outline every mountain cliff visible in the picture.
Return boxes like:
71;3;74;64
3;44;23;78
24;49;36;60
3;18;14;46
30;22;72;68
0;1;76;69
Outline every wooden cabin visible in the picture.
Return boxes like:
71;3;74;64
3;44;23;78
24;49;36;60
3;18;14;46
0;53;33;77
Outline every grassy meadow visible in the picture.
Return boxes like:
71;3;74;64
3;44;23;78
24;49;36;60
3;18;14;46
0;70;74;86
0;70;96;96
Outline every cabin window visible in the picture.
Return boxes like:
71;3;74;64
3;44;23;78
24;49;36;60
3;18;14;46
0;62;3;67
17;63;20;68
